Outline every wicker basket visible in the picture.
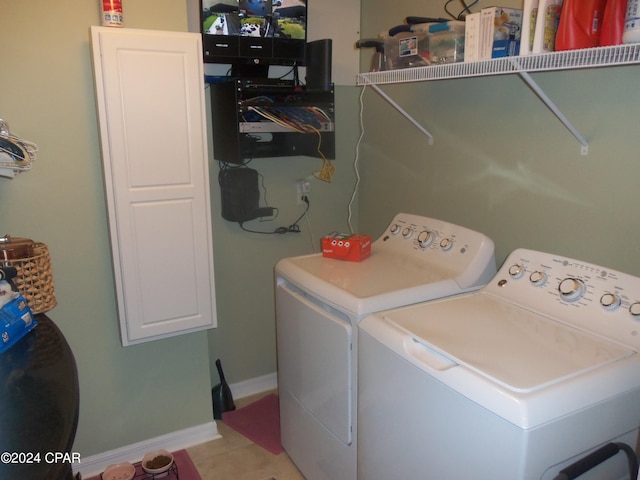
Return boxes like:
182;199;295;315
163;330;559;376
7;242;57;314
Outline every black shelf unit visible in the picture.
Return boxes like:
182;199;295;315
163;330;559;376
210;79;335;163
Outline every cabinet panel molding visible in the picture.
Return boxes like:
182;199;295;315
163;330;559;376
91;26;217;345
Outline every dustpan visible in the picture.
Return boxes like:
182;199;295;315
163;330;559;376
211;359;235;420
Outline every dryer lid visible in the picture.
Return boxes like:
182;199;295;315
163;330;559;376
286;250;452;298
387;294;635;393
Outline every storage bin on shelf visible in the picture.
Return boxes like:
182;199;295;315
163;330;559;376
428;21;466;63
0;235;57;314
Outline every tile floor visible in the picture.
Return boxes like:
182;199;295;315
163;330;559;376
187;391;305;480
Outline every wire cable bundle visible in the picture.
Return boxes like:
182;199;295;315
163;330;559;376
242;104;335;183
244;105;331;134
0;119;38;176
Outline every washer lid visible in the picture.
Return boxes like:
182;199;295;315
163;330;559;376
387;294;635;393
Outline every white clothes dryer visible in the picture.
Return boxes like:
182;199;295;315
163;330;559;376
275;213;496;480
358;248;640;480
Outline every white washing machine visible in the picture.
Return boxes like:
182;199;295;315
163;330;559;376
275;213;496;480
358;248;640;480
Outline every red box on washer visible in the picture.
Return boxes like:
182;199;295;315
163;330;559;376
321;232;372;262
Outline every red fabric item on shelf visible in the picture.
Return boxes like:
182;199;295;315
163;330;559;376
556;0;608;50
600;0;627;46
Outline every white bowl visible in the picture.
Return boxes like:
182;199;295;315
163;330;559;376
102;462;135;480
141;449;174;477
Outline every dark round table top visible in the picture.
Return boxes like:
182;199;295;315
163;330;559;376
0;314;79;480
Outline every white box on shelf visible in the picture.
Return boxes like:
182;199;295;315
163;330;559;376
465;12;482;61
480;6;523;58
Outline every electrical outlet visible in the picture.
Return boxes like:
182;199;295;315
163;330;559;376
296;179;310;205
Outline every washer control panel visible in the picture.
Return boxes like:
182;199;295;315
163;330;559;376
489;248;640;349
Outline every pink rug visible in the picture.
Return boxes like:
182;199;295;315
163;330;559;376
222;393;284;455
85;449;201;480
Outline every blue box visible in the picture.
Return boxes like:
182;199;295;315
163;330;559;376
0;292;36;353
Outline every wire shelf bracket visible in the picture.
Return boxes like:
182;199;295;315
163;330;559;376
369;84;434;145
515;68;589;155
357;44;640;156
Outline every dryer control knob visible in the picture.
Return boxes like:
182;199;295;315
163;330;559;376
559;278;586;302
600;293;622;311
508;264;525;279
402;227;413;239
417;230;434;248
440;238;453;251
629;302;640;318
529;271;547;286
390;224;401;235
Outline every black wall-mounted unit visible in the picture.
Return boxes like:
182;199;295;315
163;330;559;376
210;79;335;164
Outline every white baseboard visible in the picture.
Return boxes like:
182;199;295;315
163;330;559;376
76;372;277;478
229;371;278;399
76;421;220;478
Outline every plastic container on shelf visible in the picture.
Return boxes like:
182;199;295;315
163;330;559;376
600;0;627;45
555;0;608;50
383;30;430;69
428;22;466;64
520;0;540;55
623;0;640;43
531;0;563;53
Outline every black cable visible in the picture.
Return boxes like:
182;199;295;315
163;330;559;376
444;0;479;20
238;195;309;235
293;64;300;86
256;171;272;216
274;65;298;83
444;0;459;20
459;0;479;16
218;156;253;170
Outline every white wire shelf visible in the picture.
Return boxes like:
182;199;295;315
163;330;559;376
357;43;640;85
356;43;640;155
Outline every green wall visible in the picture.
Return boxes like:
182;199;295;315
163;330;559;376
6;0;637;462
0;0;212;457
359;0;640;275
205;85;360;385
0;0;360;458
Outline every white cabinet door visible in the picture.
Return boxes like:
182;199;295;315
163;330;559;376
91;26;216;345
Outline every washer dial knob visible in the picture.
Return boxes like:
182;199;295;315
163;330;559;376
390;224;401;235
440;238;453;251
558;277;586;302
402;227;413;239
508;264;525;279
600;292;622;311
417;230;434;248
529;271;547;286
630;302;640;318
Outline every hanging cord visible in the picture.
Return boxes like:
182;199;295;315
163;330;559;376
306;124;335;183
303;207;316;252
0;119;38;172
347;85;367;234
